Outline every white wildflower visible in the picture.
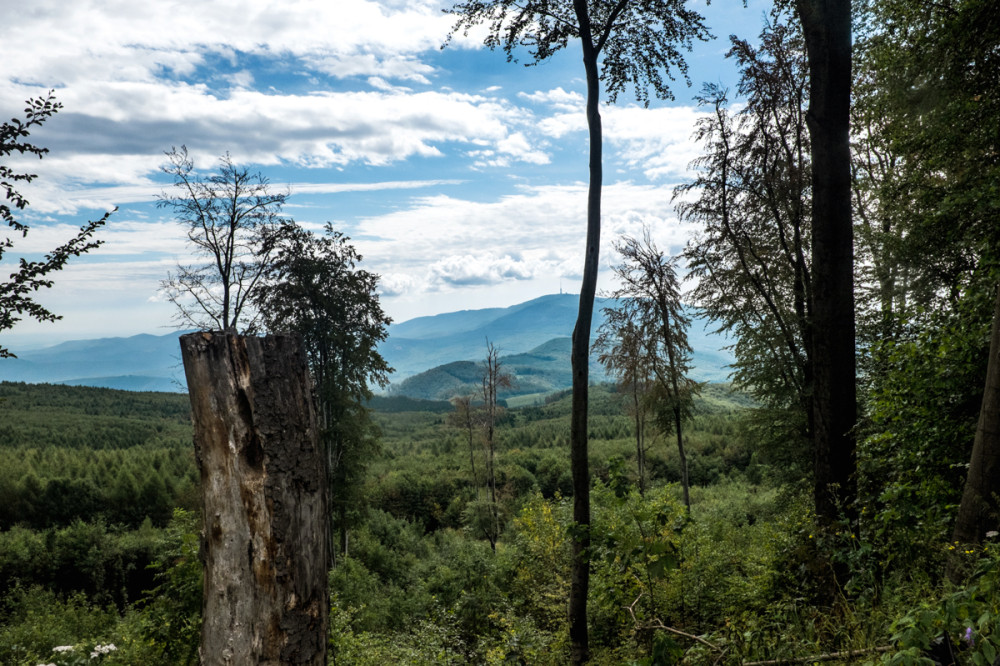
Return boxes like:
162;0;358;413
52;646;75;653
90;643;118;658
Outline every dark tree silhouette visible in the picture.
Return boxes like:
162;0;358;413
677;15;813;476
1;93;110;358
794;0;857;532
256;223;391;563
158;146;289;334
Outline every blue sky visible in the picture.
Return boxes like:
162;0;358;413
1;0;770;350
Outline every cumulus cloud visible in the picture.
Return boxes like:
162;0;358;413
8;84;551;213
604;105;708;181
350;181;696;302
518;87;584;111
379;273;422;297
428;252;537;287
497;132;549;165
0;0;455;93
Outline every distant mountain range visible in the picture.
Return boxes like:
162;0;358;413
0;294;734;395
387;294;734;401
0;332;189;393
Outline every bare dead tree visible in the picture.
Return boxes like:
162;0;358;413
159;146;289;333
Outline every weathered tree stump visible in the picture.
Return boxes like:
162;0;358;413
180;332;329;666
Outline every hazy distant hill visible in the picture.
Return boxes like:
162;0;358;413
390;337;590;401
391;326;734;402
0;294;733;393
382;293;616;380
0;332;188;392
385;294;734;400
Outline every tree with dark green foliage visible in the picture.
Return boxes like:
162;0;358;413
1;93;110;358
875;0;1000;556
134;509;202;666
445;0;710;658
850;31;910;353
676;12;813;476
256;222;392;563
854;0;994;552
853;0;1000;563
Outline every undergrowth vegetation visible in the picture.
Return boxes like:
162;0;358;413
2;381;1000;663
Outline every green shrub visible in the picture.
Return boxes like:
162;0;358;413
0;586;117;666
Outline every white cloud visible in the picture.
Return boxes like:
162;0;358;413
351;181;697;299
604;105;708;181
379;273;422;297
0;0;456;93
497;132;549;165
292;179;466;195
428;252;537;287
308;54;435;84
6;85;548;213
518;87;584;111
223;70;255;89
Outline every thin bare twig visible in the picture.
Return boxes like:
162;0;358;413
624;592;723;653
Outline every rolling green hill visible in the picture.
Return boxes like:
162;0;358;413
390;337;601;401
390;329;734;402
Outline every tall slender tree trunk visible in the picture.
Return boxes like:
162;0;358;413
674;407;690;510
569;2;602;660
660;305;691;511
796;0;857;530
632;383;647;495
339;502;349;559
951;285;1000;568
180;332;329;666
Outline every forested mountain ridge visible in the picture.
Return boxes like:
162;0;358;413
382;293;733;382
0;332;189;393
392;334;734;401
0;294;733;393
381;293;615;379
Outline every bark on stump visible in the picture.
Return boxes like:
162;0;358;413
180;332;329;666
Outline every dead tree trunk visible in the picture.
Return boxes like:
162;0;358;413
180;332;329;666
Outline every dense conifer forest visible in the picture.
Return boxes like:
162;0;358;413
0;381;777;663
1;372;997;664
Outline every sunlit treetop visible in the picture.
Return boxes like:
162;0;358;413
445;0;713;105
